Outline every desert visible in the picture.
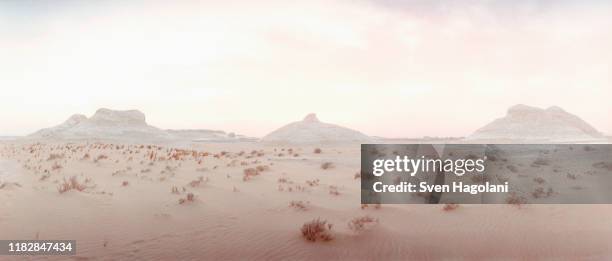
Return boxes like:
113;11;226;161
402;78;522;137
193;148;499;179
1;107;612;260
3;1;612;259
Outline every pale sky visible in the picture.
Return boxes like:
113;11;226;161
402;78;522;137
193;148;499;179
1;0;611;138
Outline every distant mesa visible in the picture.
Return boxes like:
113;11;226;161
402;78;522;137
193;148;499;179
261;113;373;143
87;108;148;127
29;108;252;142
467;104;604;142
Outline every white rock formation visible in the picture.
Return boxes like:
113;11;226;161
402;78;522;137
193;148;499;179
467;105;604;142
29;108;166;140
28;108;253;142
30;114;88;138
262;113;372;143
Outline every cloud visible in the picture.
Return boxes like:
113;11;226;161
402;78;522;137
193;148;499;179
0;0;610;137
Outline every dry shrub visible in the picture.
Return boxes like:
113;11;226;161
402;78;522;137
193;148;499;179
305;179;319;187
361;204;382;210
593;162;612;171
321;162;334;170
57;176;87;194
171;186;180;194
354;172;361;179
506;192;527;206
189;176;207;187
442;203;460;211
348;216;378;233
121;181;129;187
51;162;63;171
506;165;518;173
0;182;22;190
301;219;334;242
179;193;195;204
243;168;260;181
289;200;309;211
533;177;546;184
314;148;322;154
329;185;340;196
531;158;550;167
39;174;50;181
255;165;270;172
47;153;64;161
94;154;109;163
532;187;554;198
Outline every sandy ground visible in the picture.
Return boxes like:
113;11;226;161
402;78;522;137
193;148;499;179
1;141;612;260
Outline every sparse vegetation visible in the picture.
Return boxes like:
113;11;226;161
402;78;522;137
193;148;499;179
243;168;260;181
179;193;195;204
289;200;308;211
361;204;382;210
0;182;22;190
348;216;378;232
47;153;64;161
301;219;334;242
506;164;518;173
321;162;334;170
533;177;546;184
329;185;340;196
51;162;63;171
442;203;460;211
593;162;612;171
532;187;554;198
57;176;87;194
189;176;207;187
305;179;319;187
531;158;550;167
94;154;109;163
506;192;527;206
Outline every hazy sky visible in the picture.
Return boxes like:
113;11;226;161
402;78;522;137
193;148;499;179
1;0;611;137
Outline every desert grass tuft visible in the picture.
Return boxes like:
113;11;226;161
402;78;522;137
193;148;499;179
301;218;334;242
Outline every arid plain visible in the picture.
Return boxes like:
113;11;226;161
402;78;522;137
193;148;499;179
2;139;612;260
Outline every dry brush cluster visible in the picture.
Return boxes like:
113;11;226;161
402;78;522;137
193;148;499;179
301;219;334;242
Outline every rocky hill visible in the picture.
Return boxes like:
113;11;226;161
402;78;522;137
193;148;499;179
467;105;604;142
262;113;373;143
